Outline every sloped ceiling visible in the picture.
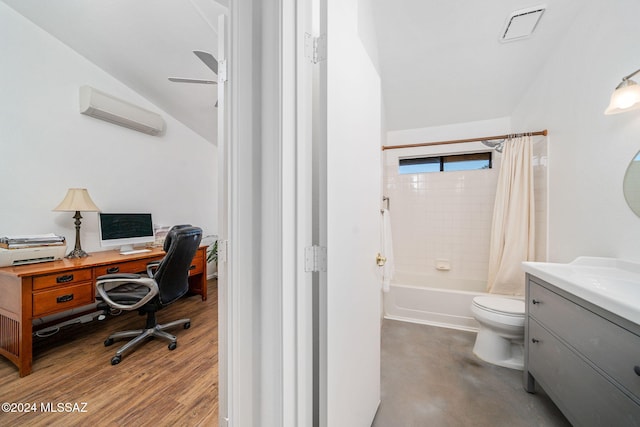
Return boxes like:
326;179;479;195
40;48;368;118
2;0;226;143
370;0;583;131
4;0;586;139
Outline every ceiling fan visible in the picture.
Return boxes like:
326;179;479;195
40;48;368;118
168;50;219;107
168;50;218;85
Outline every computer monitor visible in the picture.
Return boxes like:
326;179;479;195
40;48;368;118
98;213;155;253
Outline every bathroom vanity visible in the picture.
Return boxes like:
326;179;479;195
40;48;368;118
522;258;640;426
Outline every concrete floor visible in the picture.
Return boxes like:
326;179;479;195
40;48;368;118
372;320;571;427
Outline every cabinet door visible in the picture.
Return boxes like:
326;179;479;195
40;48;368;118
530;281;640;400
529;319;640;426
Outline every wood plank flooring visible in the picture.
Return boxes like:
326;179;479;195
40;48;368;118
0;280;218;427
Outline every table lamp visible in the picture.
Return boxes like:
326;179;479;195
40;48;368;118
53;188;100;258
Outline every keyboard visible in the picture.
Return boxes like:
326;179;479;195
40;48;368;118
120;249;152;255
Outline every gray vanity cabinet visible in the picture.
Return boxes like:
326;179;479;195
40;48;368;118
524;274;640;426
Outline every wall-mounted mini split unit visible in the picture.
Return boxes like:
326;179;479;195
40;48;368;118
499;5;546;43
79;85;165;136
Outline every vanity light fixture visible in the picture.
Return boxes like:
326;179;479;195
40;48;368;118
605;68;640;115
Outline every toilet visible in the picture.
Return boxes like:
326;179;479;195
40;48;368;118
471;296;525;370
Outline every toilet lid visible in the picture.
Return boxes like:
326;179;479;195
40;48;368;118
473;296;525;315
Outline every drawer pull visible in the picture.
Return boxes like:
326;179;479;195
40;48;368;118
532;299;540;305
189;265;196;270
106;267;120;274
56;294;74;303
634;366;640;376
56;274;74;283
531;338;540;344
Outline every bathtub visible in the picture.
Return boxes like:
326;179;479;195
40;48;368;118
383;275;487;332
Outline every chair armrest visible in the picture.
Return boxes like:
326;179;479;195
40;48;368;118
146;261;161;278
96;276;159;311
97;273;142;281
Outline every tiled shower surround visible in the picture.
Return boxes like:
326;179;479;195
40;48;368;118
383;140;547;291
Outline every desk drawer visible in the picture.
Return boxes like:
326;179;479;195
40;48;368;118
33;282;93;317
33;268;93;291
529;281;640;400
189;253;204;276
94;257;162;277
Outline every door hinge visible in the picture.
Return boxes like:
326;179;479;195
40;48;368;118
218;59;228;83
218;239;229;263
305;246;327;272
304;33;327;64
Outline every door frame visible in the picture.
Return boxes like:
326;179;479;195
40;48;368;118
220;0;315;426
222;1;381;425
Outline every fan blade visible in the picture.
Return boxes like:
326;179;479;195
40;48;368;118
168;77;217;84
194;50;218;75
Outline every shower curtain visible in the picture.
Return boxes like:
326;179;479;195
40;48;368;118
487;135;535;295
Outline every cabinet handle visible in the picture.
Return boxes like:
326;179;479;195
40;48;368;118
56;294;74;303
189;265;196;270
531;338;540;344
532;299;540;305
106;267;120;274
56;274;74;283
634;366;640;376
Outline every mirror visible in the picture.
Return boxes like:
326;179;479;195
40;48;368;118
623;151;640;216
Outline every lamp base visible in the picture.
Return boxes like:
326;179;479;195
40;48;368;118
66;248;89;259
65;210;89;258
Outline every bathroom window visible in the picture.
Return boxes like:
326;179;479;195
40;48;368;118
399;152;492;174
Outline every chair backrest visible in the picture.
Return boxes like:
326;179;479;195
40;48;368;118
153;225;203;305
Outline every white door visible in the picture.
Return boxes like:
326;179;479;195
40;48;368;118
317;0;382;425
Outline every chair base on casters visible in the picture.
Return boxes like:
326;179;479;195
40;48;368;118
104;314;191;365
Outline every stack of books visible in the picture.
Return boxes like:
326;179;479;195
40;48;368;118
0;233;66;249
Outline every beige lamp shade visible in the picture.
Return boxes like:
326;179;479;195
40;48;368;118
53;188;100;212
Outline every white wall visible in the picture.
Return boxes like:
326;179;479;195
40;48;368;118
387;117;511;146
511;0;640;263
0;4;217;253
357;0;380;74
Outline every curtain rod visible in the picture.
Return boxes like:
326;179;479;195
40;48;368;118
381;129;548;151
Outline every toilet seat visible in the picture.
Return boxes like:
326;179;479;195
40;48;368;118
472;296;524;316
471;296;525;328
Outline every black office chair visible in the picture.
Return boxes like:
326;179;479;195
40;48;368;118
96;225;202;365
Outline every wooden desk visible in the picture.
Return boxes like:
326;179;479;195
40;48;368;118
0;246;207;377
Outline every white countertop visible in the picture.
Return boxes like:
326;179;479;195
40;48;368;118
522;257;640;326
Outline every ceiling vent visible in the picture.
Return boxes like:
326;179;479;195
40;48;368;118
499;5;546;43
